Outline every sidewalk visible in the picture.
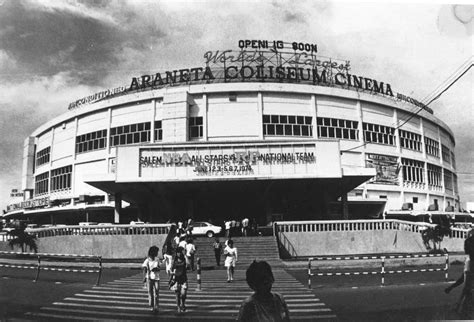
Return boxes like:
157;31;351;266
0;253;467;270
283;252;466;270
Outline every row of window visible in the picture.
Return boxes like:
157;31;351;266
189;117;203;139
399;129;422;152
76;129;107;154
262;114;313;137
317;117;358;140
401;158;458;192
35;117;456;168
35;172;49;195
110;121;151;147
36;146;50;167
401;158;424;184
50;165;72;192
442;145;451;165
35;166;72;196
427;163;442;187
424;137;439;158
363;122;395;145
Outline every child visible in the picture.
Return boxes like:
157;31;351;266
171;246;188;313
142;246;161;313
237;260;290;321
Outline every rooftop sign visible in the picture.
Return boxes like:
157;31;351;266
67;39;433;114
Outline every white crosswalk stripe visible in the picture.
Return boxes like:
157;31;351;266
25;236;336;320
25;269;336;320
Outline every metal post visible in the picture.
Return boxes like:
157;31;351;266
308;258;312;289
96;256;102;286
381;257;385;286
196;258;201;291
34;255;41;282
445;253;449;282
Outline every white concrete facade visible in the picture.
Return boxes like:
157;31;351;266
7;81;459;220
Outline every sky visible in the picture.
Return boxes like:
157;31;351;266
0;0;472;211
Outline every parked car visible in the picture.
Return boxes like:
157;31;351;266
25;224;39;231
191;222;222;237
79;222;98;226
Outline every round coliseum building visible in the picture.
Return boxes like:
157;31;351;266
4;40;460;225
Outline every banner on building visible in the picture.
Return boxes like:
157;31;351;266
365;153;400;185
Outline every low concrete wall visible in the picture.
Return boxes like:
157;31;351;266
1;235;167;258
279;230;465;256
38;235;167;258
0;243;22;252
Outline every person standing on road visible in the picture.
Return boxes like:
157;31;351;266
224;239;238;282
142;246;161;313
237;260;290;322
213;237;223;266
171;246;188;313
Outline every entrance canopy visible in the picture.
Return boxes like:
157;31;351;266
85;140;375;222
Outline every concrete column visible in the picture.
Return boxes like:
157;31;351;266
203;94;208;141
341;190;349;220
114;192;122;224
187;198;194;220
311;94;317;139
394;109;401;153
151;99;157;142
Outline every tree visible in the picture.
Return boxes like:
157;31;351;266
8;228;38;253
420;224;451;253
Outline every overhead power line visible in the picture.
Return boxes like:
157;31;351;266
341;57;473;153
422;56;473;106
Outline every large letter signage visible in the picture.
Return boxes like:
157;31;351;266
138;143;321;181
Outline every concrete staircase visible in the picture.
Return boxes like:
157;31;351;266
193;236;282;269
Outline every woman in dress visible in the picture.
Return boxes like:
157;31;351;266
224;239;238;282
171;246;188;313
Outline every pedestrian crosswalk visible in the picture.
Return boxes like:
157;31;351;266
25;268;336;321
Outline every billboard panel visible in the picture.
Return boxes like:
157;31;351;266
115;141;342;182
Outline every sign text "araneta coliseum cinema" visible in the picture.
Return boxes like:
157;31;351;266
129;65;394;97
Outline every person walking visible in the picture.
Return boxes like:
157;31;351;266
225;220;231;238
185;237;196;271
242;217;249;237
162;239;174;276
237;260;290;322
224;239;238;282
142;246;161;313
445;229;474;317
213;237;223;266
171;246;188;313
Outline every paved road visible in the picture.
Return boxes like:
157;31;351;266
288;262;469;321
0;263;471;321
1;266;333;321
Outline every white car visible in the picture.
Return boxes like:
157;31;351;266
79;222;98;226
191;222;222;237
